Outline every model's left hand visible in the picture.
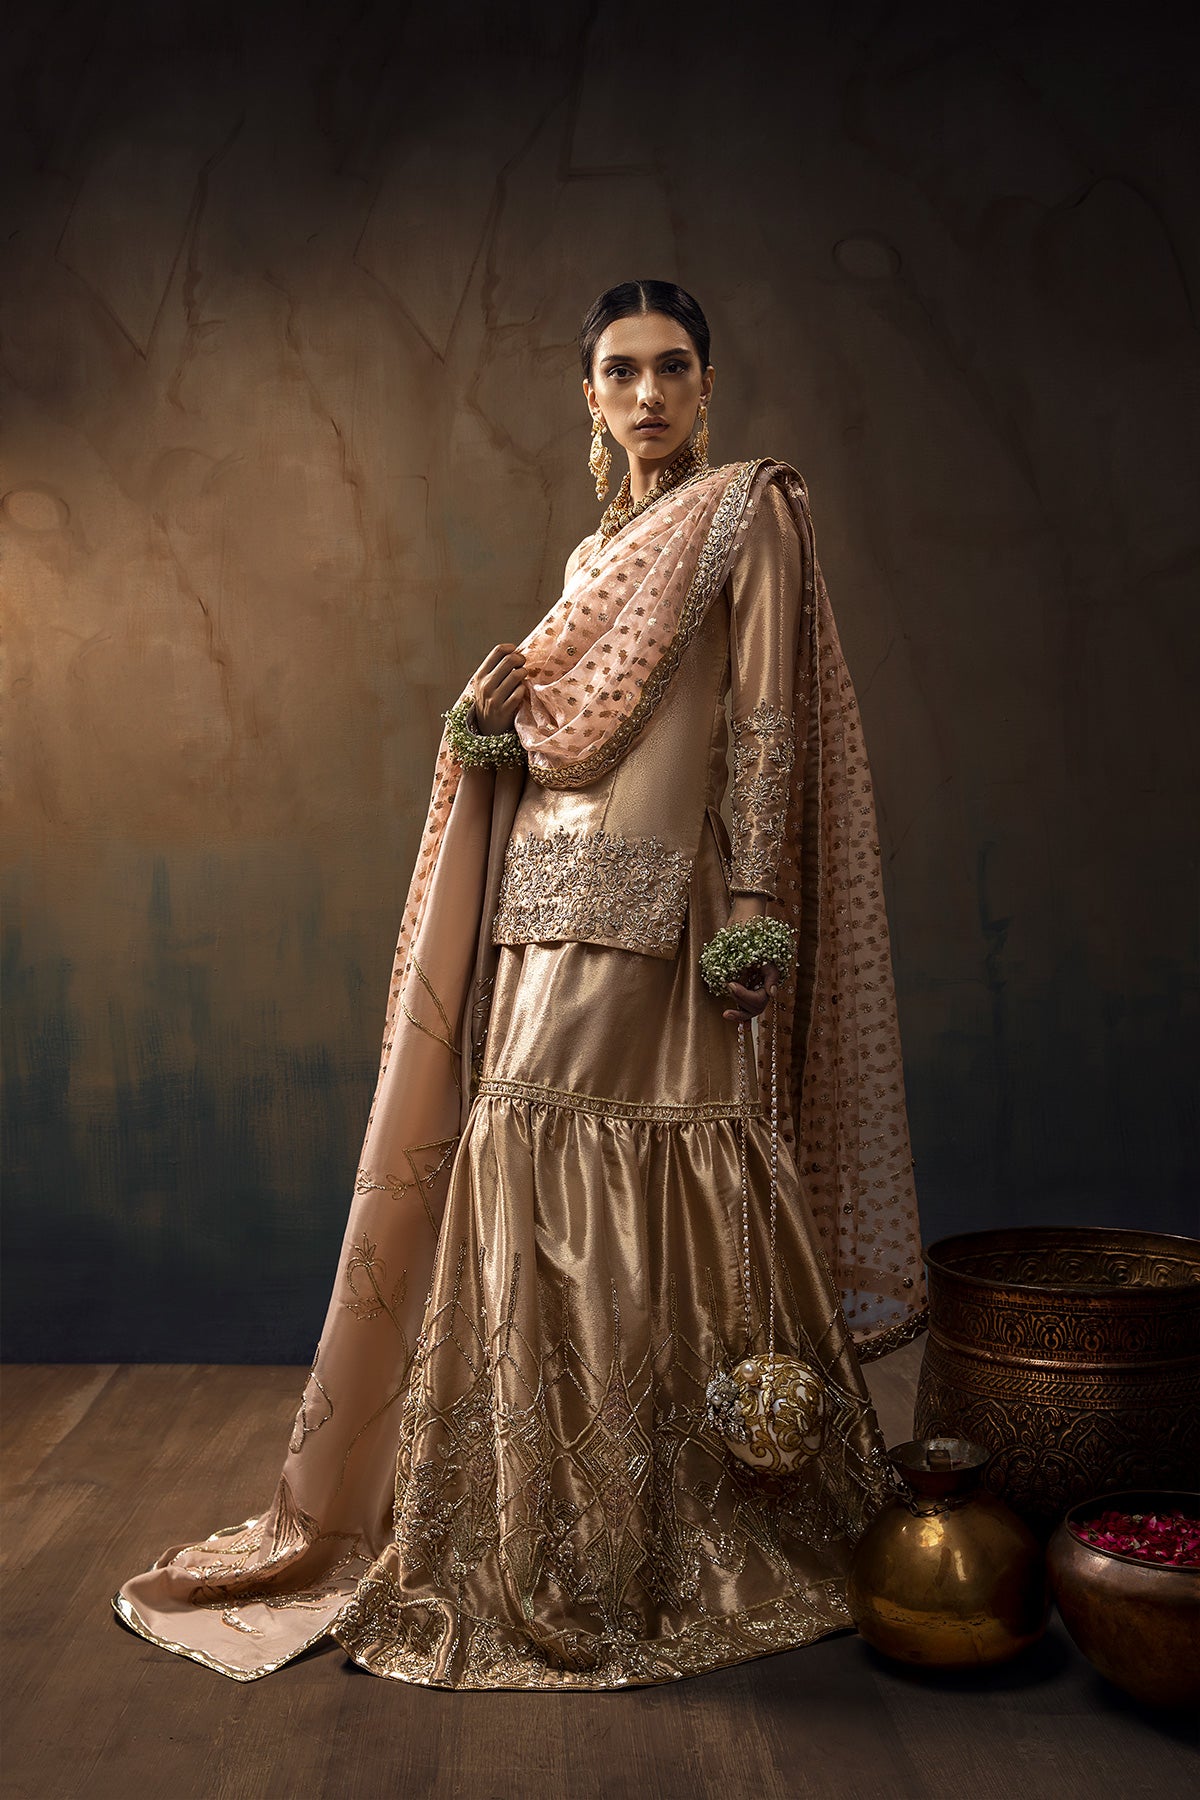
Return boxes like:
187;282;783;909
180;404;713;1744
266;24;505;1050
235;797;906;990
721;896;780;1023
723;968;779;1023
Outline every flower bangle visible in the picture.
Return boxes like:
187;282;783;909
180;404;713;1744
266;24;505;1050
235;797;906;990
443;696;527;770
699;916;798;998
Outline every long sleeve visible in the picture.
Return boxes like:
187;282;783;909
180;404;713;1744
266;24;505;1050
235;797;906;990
726;481;804;900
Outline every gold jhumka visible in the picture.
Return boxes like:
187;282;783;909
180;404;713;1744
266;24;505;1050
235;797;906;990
588;412;612;501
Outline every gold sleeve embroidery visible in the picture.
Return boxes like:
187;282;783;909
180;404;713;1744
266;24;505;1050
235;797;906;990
726;481;803;901
729;701;796;899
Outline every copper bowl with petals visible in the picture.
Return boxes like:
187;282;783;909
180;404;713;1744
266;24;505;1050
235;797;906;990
1047;1489;1200;1709
914;1228;1200;1528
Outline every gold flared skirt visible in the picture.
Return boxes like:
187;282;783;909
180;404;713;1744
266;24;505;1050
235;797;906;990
332;818;885;1688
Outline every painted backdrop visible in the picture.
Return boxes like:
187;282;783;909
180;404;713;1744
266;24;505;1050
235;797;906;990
3;2;1196;1358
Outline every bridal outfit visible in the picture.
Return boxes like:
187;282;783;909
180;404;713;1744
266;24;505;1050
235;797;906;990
114;450;925;1686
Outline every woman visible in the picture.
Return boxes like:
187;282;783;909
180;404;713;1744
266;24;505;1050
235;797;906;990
114;280;925;1687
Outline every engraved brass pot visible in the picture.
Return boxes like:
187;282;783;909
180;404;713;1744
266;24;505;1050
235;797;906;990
915;1228;1200;1529
1048;1490;1200;1709
847;1438;1050;1668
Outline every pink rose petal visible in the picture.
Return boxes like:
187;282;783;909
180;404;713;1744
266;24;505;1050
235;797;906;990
1069;1506;1200;1566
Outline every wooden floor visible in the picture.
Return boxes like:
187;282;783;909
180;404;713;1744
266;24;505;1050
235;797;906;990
2;1343;1195;1800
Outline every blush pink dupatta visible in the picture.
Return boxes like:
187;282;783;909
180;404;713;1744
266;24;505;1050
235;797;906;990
113;459;925;1679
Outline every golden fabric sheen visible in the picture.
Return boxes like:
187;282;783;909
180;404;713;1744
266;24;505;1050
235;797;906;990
113;458;924;1685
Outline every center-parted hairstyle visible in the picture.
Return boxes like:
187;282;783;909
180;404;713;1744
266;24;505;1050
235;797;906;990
579;281;711;380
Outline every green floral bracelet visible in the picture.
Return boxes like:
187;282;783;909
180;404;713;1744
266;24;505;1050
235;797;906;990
443;696;527;770
699;916;798;998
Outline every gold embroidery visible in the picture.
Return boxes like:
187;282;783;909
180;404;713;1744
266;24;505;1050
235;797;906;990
400;954;461;1095
477;1076;762;1126
355;1138;459;1235
527;459;762;790
186;1478;321;1601
289;1353;333;1453
220;1608;263;1636
217;1551;372;1637
111;1588;358;1683
493;830;693;958
332;1242;885;1688
855;1304;930;1363
469;972;495;1096
333;1239;420;1492
337;1578;852;1688
172;1476;369;1640
344;1233;409;1331
333;1381;412;1497
730;701;796;899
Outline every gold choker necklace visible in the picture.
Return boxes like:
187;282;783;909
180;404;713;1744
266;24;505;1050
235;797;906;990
597;442;710;543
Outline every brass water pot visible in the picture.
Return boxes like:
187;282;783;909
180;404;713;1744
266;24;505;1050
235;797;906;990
847;1438;1050;1668
915;1228;1200;1528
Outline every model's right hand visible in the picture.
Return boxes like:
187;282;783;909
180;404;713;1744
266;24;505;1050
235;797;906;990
472;644;528;734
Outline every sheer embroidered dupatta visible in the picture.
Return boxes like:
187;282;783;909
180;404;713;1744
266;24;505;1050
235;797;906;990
760;464;926;1357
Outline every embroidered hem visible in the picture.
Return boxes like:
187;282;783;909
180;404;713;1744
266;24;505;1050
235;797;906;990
332;1572;855;1690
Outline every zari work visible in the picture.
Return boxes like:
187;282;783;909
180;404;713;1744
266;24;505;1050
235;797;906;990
334;1234;884;1688
729;702;796;898
113;451;926;1685
493;828;692;957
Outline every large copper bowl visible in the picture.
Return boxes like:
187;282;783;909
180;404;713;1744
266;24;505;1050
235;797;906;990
1048;1490;1200;1709
914;1228;1200;1527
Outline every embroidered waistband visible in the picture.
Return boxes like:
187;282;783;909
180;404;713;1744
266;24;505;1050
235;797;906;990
492;829;692;958
476;1076;763;1126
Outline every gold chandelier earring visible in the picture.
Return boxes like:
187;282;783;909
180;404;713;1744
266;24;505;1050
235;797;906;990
694;397;710;463
589;410;613;502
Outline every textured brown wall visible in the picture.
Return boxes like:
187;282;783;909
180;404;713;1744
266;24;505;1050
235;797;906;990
3;3;1197;1359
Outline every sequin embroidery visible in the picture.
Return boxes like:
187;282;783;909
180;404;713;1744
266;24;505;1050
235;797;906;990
493;830;693;958
730;702;796;899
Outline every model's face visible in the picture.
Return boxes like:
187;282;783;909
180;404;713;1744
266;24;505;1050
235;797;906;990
584;312;714;477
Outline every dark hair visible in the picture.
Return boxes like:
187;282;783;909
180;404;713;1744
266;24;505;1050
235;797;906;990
579;280;711;380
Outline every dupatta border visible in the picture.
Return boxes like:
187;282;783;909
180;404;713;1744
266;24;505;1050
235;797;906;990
525;458;769;792
854;1306;930;1362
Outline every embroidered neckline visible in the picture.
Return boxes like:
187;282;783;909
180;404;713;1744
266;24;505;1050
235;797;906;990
596;441;710;543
